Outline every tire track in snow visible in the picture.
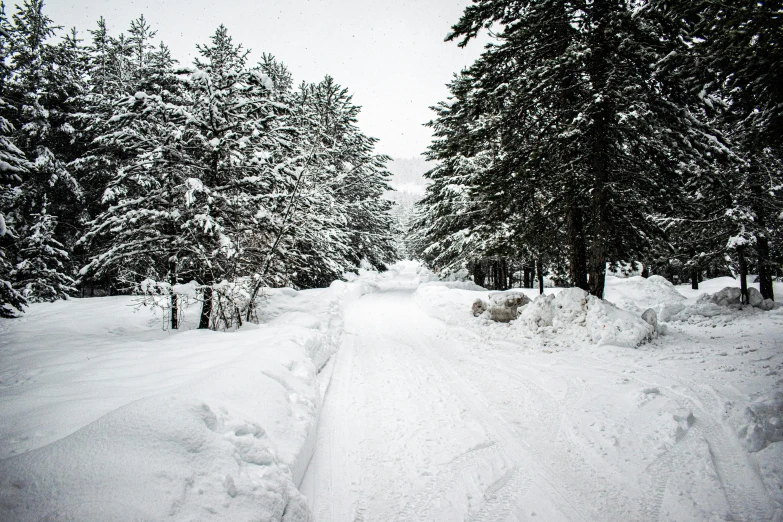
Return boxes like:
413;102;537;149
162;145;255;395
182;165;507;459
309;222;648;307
638;418;700;521
308;332;366;522
418;340;586;522
550;352;774;522
460;355;638;521
471;466;527;522
396;442;503;521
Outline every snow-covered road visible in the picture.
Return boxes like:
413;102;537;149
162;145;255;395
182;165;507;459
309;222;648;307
302;280;779;521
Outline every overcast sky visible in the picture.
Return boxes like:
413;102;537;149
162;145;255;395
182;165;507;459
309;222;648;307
42;0;489;159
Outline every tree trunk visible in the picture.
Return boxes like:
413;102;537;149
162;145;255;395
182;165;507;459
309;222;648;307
748;155;774;301
737;247;749;306
169;262;179;330
171;292;179;330
756;233;774;301
199;286;213;329
473;260;485;288
567;205;589;291
691;269;699;290
537;258;544;295
586;2;610;301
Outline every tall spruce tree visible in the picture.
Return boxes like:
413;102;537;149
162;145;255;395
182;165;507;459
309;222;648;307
0;6;30;317
415;0;725;298
3;0;85;279
12;195;76;301
655;0;782;300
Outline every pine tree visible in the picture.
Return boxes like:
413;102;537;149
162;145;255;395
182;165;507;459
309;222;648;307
292;75;397;287
77;51;194;328
0;3;30;317
12;196;76;301
415;0;725;298
651;0;782;300
3;0;85;277
187;25;301;327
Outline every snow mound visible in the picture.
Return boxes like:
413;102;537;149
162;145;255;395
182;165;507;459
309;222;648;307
0;394;309;522
513;288;655;348
658;291;781;324
604;275;685;314
0;270;383;521
414;284;654;348
738;393;783;453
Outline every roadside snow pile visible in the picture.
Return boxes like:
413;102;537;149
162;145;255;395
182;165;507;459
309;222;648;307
472;292;530;322
415;283;654;348
707;286;775;311
652;289;781;324
605;275;781;324
511;288;655;348
738;393;783;453
0;274;379;522
604;275;686;314
413;282;484;324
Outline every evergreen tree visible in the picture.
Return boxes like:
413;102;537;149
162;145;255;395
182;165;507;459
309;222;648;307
12;195;76;301
651;0;782;300
293;75;397;287
77;44;193;328
415;0;725;298
3;0;85;271
0;3;30;316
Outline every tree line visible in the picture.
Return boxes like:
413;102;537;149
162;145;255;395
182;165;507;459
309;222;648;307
409;0;781;302
0;0;398;327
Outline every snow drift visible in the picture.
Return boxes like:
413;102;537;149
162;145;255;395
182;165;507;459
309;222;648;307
513;287;656;347
0;274;379;522
414;282;655;348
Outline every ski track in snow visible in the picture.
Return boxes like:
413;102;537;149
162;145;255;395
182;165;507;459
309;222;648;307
303;281;778;521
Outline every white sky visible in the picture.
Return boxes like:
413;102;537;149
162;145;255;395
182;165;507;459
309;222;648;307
42;0;490;158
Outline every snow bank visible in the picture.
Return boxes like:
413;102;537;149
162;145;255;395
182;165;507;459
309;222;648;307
738;392;783;453
604;275;686;314
414;283;653;348
0;273;380;521
513;288;655;348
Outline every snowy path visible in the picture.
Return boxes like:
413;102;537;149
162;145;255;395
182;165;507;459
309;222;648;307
301;285;779;521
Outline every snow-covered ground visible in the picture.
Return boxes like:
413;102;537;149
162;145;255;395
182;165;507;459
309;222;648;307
304;264;783;521
0;279;377;521
2;262;782;521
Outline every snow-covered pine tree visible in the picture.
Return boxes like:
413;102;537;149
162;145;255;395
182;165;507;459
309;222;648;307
292;76;397;287
67;18;143;296
0;5;30;317
3;0;85;283
186;25;301;327
662;0;782;301
12;195;76;301
432;0;724;298
78;22;196;329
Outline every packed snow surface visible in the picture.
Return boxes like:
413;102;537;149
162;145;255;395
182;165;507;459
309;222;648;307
305;264;782;521
2;262;782;521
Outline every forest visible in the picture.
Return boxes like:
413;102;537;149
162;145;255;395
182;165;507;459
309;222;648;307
0;0;398;328
408;0;782;303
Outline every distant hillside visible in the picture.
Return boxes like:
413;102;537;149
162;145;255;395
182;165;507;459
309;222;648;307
386;156;430;192
384;157;432;258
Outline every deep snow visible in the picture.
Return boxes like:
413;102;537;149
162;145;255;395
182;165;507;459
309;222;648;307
0;280;377;521
1;262;782;521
